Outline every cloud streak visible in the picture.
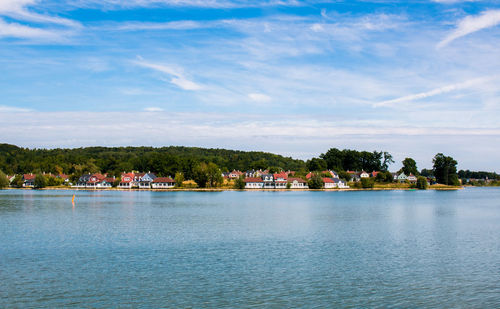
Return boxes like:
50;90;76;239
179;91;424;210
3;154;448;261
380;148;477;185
438;10;500;48
374;76;498;107
133;58;203;91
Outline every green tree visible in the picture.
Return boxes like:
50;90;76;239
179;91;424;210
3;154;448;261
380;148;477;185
234;175;246;189
193;163;209;188
306;158;326;171
34;174;47;189
286;182;291;189
401;158;418;176
337;170;351;182
112;177;121;188
308;174;324;189
0;170;9;189
433;153;459;185
12;175;23;188
416;176;428;190
361;177;374;188
382;152;394;171
206;162;223;187
175;172;184;188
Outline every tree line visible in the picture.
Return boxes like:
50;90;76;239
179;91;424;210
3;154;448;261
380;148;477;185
0;144;472;188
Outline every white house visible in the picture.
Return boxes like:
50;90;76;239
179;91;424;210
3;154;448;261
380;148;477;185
333;178;349;188
323;178;336;189
288;178;308;189
396;172;408;183
407;173;417;184
244;177;264;189
151;177;175;189
360;171;370;178
138;172;157;189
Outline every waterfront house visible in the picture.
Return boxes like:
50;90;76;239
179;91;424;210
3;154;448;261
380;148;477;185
22;173;36;187
323;178;336;189
288;177;308;189
407;173;417;184
138;172;157;189
333;178;349;188
395;172;408;183
244;177;264;189
76;174;92;187
151;177;175;189
262;174;274;189
119;172;135;188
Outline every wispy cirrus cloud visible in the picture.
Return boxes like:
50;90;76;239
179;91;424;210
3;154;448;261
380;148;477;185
438;9;500;48
374;75;498;107
0;0;81;41
133;58;203;91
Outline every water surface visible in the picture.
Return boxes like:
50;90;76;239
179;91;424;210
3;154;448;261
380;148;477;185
1;189;499;307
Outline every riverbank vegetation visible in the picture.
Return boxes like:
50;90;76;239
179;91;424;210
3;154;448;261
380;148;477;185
0;143;495;190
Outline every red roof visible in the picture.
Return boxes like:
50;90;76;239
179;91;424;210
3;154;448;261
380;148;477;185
323;178;335;183
23;174;35;180
288;177;306;183
244;177;263;183
371;171;380;177
306;172;314;179
273;172;288;180
153;177;175;183
104;177;115;183
120;172;135;183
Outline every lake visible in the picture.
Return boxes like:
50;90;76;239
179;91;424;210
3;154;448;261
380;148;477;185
1;188;499;308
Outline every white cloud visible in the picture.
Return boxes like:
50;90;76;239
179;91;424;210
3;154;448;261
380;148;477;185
133;58;203;91
0;105;32;112
310;23;324;32
374;76;498;107
438;10;500;48
144;107;164;112
248;93;272;103
0;18;63;40
0;0;80;27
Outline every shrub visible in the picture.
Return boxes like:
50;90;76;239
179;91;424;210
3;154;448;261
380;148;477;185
416;176;428;190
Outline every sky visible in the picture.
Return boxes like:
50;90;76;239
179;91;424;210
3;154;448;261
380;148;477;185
1;0;500;171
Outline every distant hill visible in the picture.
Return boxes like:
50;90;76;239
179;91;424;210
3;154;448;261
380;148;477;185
0;144;306;178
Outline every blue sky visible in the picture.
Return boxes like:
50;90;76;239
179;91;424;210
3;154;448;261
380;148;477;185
1;0;500;171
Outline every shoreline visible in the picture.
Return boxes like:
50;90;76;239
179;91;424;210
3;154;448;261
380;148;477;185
3;186;465;192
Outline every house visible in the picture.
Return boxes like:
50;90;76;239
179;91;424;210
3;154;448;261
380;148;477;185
23;173;36;187
288;177;308;189
360;171;370;178
138;172;157;189
323;178;336;189
244;177;264;189
85;174;107;188
332;178;349;188
407;173;417;184
245;170;256;178
119;172;135;188
262;174;274;189
395;172;408;183
371;171;380;178
228;170;244;179
274;180;288;188
273;172;288;181
76;173;92;187
151;177;175;189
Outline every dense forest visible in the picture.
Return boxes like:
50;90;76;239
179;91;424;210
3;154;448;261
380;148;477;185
0;143;306;179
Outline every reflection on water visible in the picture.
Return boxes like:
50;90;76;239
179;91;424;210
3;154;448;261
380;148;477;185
1;188;499;308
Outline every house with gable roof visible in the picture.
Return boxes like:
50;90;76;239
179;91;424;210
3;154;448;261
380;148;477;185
288;177;308;189
119;172;135;188
244;177;264;189
151;177;175;189
138;172;157;189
